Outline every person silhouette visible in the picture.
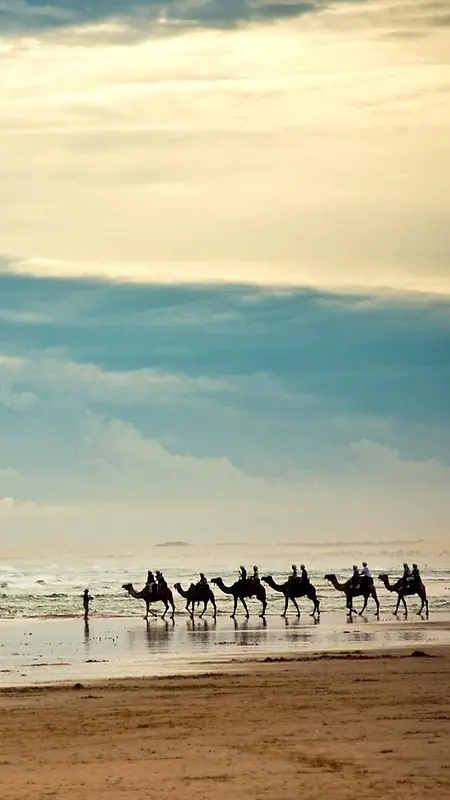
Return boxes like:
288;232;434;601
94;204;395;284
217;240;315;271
83;588;93;620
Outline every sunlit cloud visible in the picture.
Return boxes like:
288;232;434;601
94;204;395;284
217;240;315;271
0;0;449;293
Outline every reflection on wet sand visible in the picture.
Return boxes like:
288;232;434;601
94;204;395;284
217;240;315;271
2;609;449;688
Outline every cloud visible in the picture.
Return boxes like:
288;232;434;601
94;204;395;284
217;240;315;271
4;256;450;295
348;438;450;486
0;379;37;410
0;2;449;294
0;351;233;408
1;409;449;548
0;0;320;35
0;466;20;481
70;416;450;541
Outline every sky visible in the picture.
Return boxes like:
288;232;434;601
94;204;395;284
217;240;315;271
0;0;449;553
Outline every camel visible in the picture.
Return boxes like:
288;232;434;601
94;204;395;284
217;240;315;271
173;582;217;619
122;583;175;620
324;574;380;618
262;575;320;617
211;577;267;618
378;574;429;618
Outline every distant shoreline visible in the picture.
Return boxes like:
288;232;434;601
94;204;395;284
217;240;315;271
154;541;192;548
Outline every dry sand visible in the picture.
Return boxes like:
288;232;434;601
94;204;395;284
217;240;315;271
1;647;449;799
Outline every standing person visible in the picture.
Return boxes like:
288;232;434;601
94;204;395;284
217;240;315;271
83;588;93;620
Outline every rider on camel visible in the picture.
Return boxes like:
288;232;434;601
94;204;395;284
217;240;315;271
360;561;372;579
252;565;260;583
402;563;412;587
289;564;299;581
351;565;360;589
146;570;158;595
197;572;208;589
156;570;167;589
300;564;308;583
239;566;247;582
412;563;421;583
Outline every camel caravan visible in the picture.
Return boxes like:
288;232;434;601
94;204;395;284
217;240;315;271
119;562;429;621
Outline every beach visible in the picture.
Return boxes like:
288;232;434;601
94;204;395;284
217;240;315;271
1;552;449;797
1;645;449;800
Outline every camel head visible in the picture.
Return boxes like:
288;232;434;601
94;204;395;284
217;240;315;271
324;574;336;582
210;577;221;585
173;582;181;591
122;583;132;592
378;573;388;581
261;576;272;584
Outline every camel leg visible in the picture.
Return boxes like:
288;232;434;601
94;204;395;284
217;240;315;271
240;597;250;619
211;599;217;619
359;595;368;616
170;599;175;619
186;601;193;618
291;597;300;618
313;598;320;617
199;601;207;619
161;600;168;620
230;596;238;618
401;595;408;616
259;598;267;619
374;593;380;619
281;595;289;617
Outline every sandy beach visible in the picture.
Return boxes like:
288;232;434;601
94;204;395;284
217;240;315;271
1;646;449;800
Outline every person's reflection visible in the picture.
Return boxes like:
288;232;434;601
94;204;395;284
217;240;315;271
84;619;90;647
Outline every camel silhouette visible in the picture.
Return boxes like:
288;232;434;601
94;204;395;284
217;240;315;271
211;577;267;619
324;574;380;618
262;575;320;617
378;574;429;618
173;582;217;619
122;583;175;620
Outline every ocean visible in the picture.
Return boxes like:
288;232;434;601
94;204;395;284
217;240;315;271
1;541;450;619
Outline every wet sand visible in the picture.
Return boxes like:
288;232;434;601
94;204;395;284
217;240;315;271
1;646;449;799
1;610;450;685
